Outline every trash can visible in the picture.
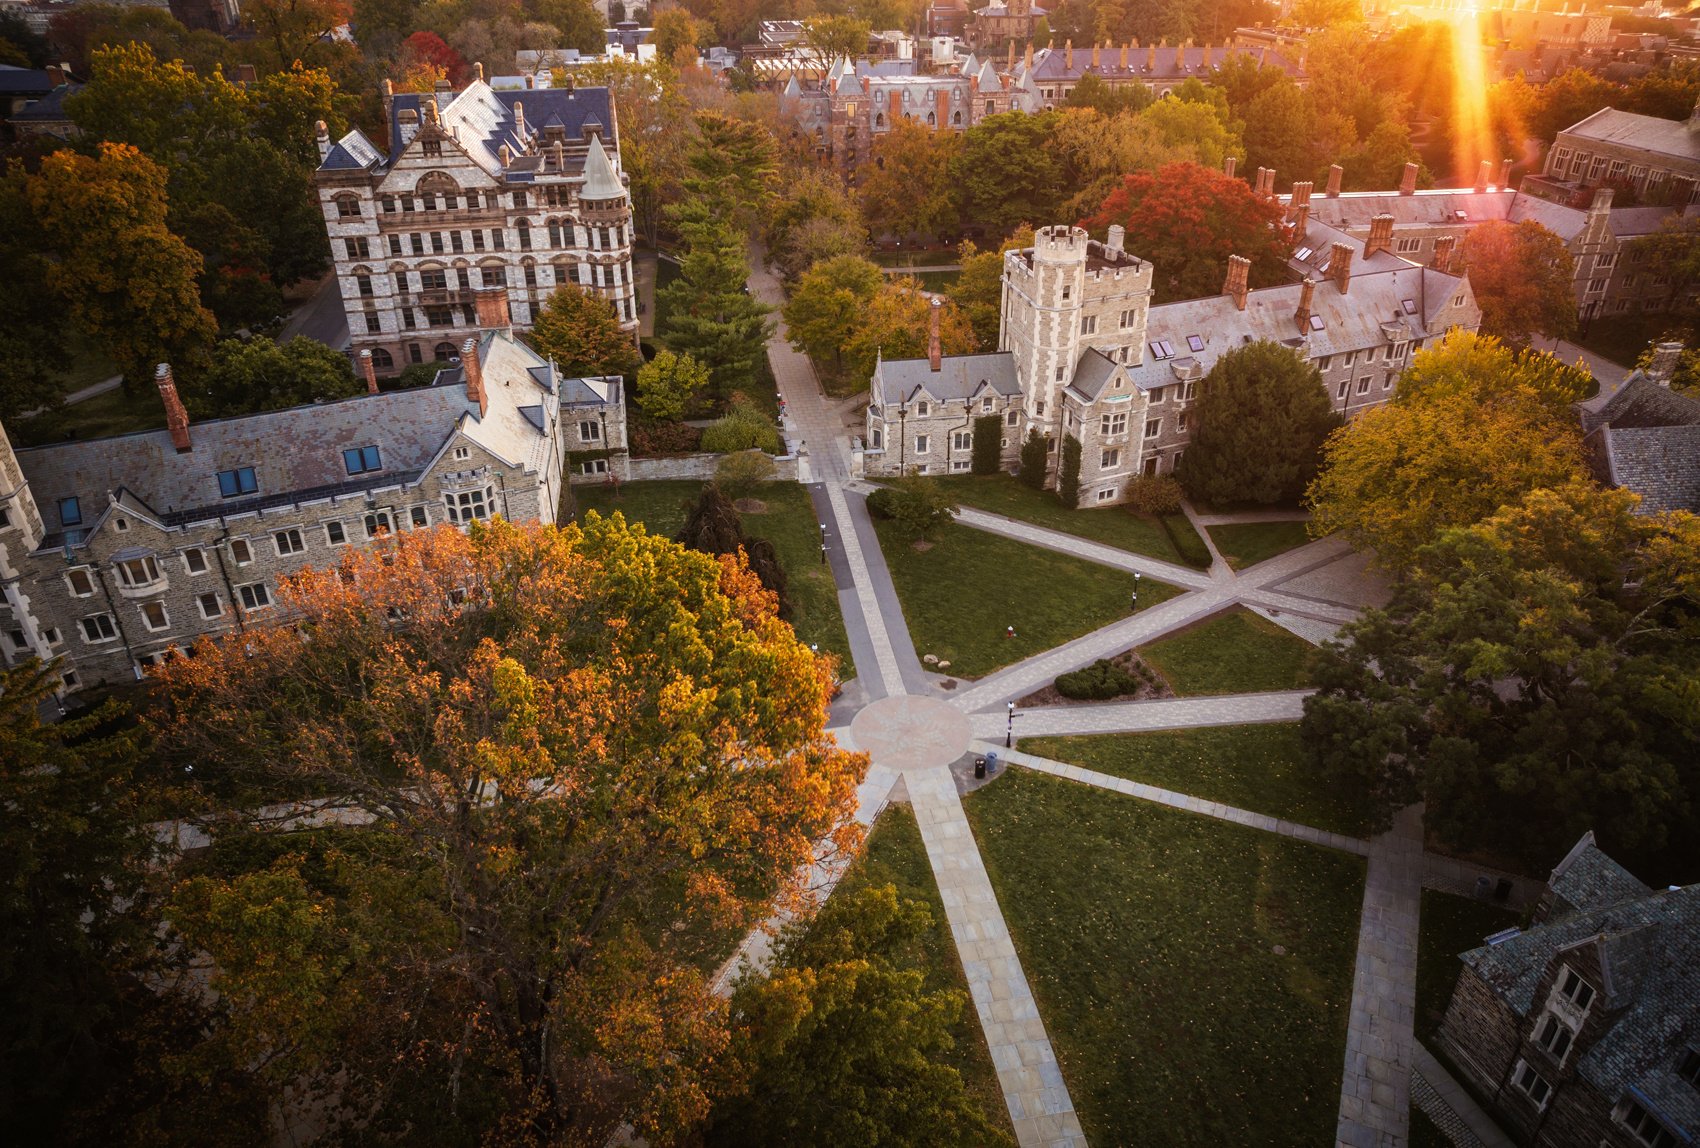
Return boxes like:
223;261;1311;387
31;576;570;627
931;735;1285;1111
1475;875;1493;900
974;756;987;779
1494;878;1514;904
986;753;998;775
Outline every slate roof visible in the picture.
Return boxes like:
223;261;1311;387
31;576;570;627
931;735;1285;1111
380;80;616;177
0;66;56;97
8;81;79;124
1590;424;1700;514
1562;107;1700;164
1579;372;1700;433
17;332;567;546
873;352;1020;405
1028;44;1302;83
1459;836;1700;1141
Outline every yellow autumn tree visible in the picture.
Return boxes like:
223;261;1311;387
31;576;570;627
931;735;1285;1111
150;515;866;1145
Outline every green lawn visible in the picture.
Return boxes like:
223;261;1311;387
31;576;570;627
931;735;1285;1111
834;804;1016;1144
873;517;1181;678
1415;891;1520;1039
11;384;165;448
1207;520;1315;571
1021;724;1373;838
870;248;959;268
1138;607;1316;695
966;768;1363;1146
1573;311;1689;369
937;472;1193;565
573;480;851;668
886;268;960;292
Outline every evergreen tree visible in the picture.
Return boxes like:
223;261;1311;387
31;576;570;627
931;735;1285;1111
658;205;773;396
971;415;1003;475
1058;433;1082;508
674;482;792;618
1018;428;1048;490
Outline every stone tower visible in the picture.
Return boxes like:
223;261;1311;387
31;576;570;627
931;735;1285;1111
1001;224;1089;440
0;418;51;668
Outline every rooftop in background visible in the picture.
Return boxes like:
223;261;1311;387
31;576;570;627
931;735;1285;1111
1561;106;1700;165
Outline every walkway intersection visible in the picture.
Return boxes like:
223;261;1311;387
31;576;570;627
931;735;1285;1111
731;247;1494;1148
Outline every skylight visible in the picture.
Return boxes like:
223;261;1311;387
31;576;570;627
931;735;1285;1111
1149;340;1175;360
1309;315;1325;331
1295;246;1314;261
1402;298;1418;314
1187;335;1204;352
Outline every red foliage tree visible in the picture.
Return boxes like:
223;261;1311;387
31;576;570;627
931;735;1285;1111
400;31;468;86
1083;162;1290;304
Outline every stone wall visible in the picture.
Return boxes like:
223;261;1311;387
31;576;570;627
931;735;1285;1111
573;452;803;484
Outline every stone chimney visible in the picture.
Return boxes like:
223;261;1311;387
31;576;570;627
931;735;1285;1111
928;297;943;371
475;286;511;331
315;119;331;160
1432;235;1457;275
462;338;487;417
1291;180;1313;208
1106;224;1125;253
474;61;484;82
360;349;379;395
1025;43;1033;70
1364;213;1395;258
1147;43;1156;70
1647;341;1684;385
155;364;192;452
514;100;526;144
1497;157;1514;188
1120;42;1128;68
1294;277;1316;333
1589;186;1614;216
1223;255;1250;310
1092;41;1100;68
1066;40;1073;69
1329;241;1353;294
1223;155;1236;180
1399;162;1419;195
1293;203;1310;239
1474;160;1491;193
1325;164;1343;198
1009;41;1017;72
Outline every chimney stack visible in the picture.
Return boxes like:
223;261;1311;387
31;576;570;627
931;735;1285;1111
1223;255;1250;310
1293;203;1310;239
360;349;379;395
1294;277;1316;334
1589;186;1614;215
1260;168;1277;198
1291;180;1313;208
1365;213;1395;258
462;338;487;417
475;286;512;331
1399;162;1419;195
888;89;901;124
1329;242;1353;294
1647;341;1684;386
1223;155;1236;180
1025;42;1033;70
1009;41;1016;72
45;64;62;88
928;297;943;371
1147;43;1156;70
1474;160;1491;193
1066;39;1073;69
1497;157;1514;188
315;118;330;160
1092;41;1100;68
1325;163;1343;198
155;364;192;452
1106;223;1125;253
1432;235;1457;275
474;61;484;82
1120;42;1128;68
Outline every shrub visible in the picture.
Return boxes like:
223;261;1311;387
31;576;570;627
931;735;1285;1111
395;362;442;390
888;472;958;541
865;487;898;519
1123;474;1185;516
971;415;1003;475
717;449;777;500
1018;429;1048;489
701;394;783;454
1161;513;1214;569
636;349;710;421
1054;659;1142;700
631;420;704;456
1058;433;1082;509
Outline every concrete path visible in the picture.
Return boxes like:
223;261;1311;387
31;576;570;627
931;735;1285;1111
1529;335;1630;392
907;765;1086;1148
967;690;1312;740
1411;1043;1514;1148
1336;804;1426;1148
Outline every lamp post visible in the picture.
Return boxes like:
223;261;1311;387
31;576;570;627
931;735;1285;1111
1131;570;1141;611
1006;700;1016;749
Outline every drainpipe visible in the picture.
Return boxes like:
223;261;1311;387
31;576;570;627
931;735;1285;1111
214;524;246;633
92;563;139;674
947;403;974;472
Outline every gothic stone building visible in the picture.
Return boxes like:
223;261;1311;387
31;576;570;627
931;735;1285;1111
1437;832;1700;1148
315;73;637;375
863;221;1481;505
0;330;626;692
1535;101;1700;210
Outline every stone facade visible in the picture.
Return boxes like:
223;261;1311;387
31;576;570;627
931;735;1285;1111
316;74;637;374
1024;41;1306;106
865;218;1482;506
0;332;625;692
1536;103;1700;209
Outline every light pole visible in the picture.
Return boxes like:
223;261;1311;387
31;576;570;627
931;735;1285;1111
1006;700;1016;749
1132;570;1141;610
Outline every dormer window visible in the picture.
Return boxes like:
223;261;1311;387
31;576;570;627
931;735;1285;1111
915;401;929;417
1558;968;1595;1011
344;445;383;475
1186;335;1204;352
58;497;81;527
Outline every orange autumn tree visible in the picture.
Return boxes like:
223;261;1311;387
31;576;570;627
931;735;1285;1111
149;514;866;1145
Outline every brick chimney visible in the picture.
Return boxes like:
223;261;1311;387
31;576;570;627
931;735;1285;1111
1329;241;1353;294
888;89;901;124
1364;213;1395;258
1066;39;1073;69
1497;157;1514;188
1147;43;1156;70
462;337;487;417
1223;255;1250;310
1325;164;1343;198
475;286;511;330
1120;42;1128;68
360;349;379;395
1260;168;1277;198
155;364;192;452
1092;41;1100;68
1291;180;1313;208
1294;277;1316;333
1432;235;1457;275
1293;202;1310;240
1223;155;1236;180
928;297;943;371
934;87;949;126
1399;162;1419;195
1474;160;1491;193
1647;341;1684;386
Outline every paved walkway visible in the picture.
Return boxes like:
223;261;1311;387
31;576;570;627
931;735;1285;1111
967;690;1311;740
1336;804;1426;1148
1190;507;1312;526
1411;1043;1514;1148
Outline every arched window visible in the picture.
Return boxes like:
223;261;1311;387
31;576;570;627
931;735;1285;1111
548;220;562;247
926;111;936;126
522;258;537;288
434;342;457;361
517;219;531;251
380;193;395;212
335;193;361;217
952;111;962;125
875;113;885;128
371;347;394;370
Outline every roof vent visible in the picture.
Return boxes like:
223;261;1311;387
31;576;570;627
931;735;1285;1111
1485;927;1521;946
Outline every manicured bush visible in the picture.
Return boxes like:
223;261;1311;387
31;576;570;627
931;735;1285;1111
1055;659;1142;700
1162;513;1214;569
1058;434;1082;509
1018;428;1048;489
971;415;1003;475
701;394;783;453
865;487;898;519
1123;474;1185;517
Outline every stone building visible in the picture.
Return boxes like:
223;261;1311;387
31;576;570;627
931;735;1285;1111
1532;101;1700;209
1278;162;1700;319
1022;40;1305;106
0;329;626;692
863;216;1482;504
1436;832;1700;1148
315;72;636;375
1579;349;1700;515
968;0;1045;50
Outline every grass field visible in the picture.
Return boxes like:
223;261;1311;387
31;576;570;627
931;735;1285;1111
966;768;1363;1146
1573;311;1689;369
1415;890;1520;1039
1021;724;1373;838
937;472;1193;564
1137;607;1317;695
833;804;1016;1144
1207;520;1315;571
873;517;1180;678
573;480;851;667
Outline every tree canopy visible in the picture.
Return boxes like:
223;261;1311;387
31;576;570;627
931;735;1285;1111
192;336;363;418
1460;219;1578;346
530;285;643;379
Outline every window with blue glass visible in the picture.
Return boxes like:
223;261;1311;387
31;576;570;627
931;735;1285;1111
343;446;382;475
58;497;81;526
217;468;258;498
